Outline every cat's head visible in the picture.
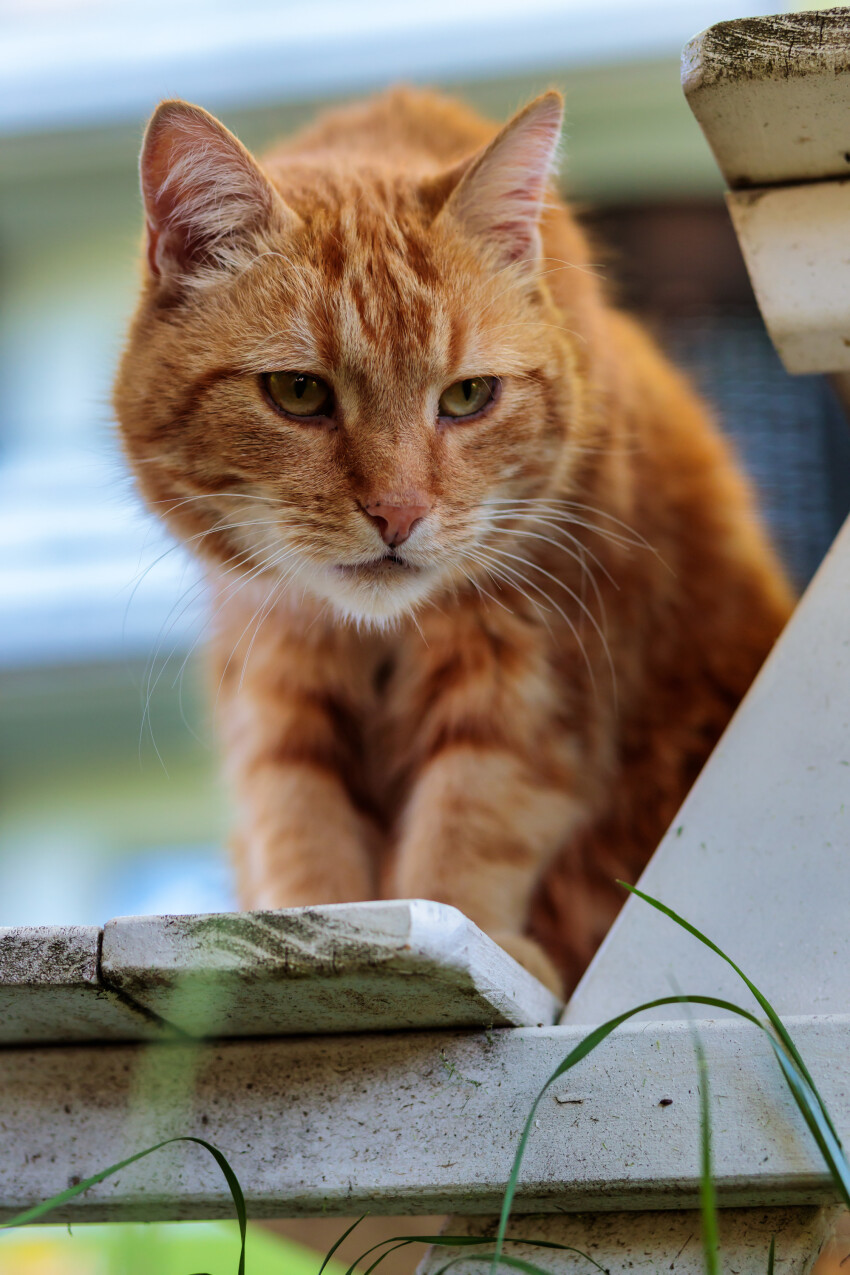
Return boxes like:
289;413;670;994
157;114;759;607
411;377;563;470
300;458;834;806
115;91;591;625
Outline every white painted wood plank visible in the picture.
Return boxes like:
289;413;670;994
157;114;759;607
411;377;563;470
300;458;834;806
0;1015;845;1222
683;9;850;189
684;11;850;375
564;513;850;1027
727;181;850;374
0;926;166;1044
100;900;561;1036
417;1205;843;1274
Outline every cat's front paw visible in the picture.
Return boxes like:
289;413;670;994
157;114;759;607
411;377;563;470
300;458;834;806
492;932;563;998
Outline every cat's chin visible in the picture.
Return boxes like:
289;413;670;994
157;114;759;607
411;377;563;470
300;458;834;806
306;562;440;628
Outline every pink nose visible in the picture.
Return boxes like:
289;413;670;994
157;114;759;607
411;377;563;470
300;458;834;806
362;498;430;547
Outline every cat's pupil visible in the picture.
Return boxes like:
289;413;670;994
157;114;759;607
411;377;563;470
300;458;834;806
437;375;498;421
262;370;332;419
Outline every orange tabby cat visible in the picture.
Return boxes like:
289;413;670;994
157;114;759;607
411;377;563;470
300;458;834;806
114;88;793;994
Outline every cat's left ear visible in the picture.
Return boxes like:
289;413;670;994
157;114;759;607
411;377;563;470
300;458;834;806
140;99;299;284
435;92;563;270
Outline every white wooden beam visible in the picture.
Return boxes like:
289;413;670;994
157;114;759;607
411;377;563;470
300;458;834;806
0;1014;846;1222
683;7;850;376
682;9;850;189
726;181;850;375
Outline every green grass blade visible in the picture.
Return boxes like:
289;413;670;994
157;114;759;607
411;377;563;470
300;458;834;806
622;881;850;1205
342;1235;464;1275
485;891;847;1275
344;1230;464;1275
693;1028;720;1275
765;1039;850;1207
361;1240;418;1275
491;992;763;1273
388;1237;499;1246
434;1253;606;1275
357;1236;592;1275
320;1216;369;1275
476;1239;604;1262
397;1236;603;1253
0;1136;247;1275
490;983;848;1271
347;1234;607;1275
767;1235;776;1275
342;1239;397;1275
620;883;841;1147
433;1254;604;1275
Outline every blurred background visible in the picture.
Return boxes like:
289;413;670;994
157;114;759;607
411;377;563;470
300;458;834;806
2;0;849;1269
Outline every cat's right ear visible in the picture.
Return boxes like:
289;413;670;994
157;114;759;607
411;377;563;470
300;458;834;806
140;100;299;285
430;92;563;272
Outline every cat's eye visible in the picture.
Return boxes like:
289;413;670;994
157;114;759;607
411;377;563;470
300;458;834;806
438;376;499;420
263;371;333;418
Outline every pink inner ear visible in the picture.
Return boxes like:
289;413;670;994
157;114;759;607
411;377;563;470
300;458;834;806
444;94;563;268
489;220;534;263
140;111;211;275
139;102;279;280
141;114;187;231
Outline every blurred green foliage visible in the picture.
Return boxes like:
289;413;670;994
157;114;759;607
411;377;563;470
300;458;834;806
0;1220;337;1275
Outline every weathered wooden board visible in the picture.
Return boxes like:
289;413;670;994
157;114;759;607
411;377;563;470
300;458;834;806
684;9;850;374
100;900;562;1036
0;925;166;1044
683;9;850;189
0;903;560;1046
417;1205;844;1275
0;1014;846;1222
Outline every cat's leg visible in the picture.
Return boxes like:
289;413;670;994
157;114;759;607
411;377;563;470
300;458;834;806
388;612;591;995
228;760;377;910
393;749;583;993
214;596;380;910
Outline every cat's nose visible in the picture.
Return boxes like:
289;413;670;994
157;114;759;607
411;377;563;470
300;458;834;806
361;498;431;547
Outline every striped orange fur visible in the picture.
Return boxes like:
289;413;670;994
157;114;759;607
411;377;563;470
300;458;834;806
114;88;793;994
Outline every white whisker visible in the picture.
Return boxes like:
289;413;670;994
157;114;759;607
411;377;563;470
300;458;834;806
485;544;615;706
485;526;609;630
475;545;599;697
464;546;554;635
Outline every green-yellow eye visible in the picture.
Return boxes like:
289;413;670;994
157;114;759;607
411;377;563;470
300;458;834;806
263;371;333;418
438;376;499;419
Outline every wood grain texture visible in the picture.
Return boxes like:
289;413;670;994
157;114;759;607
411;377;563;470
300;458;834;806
0;925;167;1045
683;8;850;187
100;900;562;1036
684;10;850;85
0;901;560;1045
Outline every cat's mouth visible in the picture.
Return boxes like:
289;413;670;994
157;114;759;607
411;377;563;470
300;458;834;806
319;549;436;620
334;550;417;579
